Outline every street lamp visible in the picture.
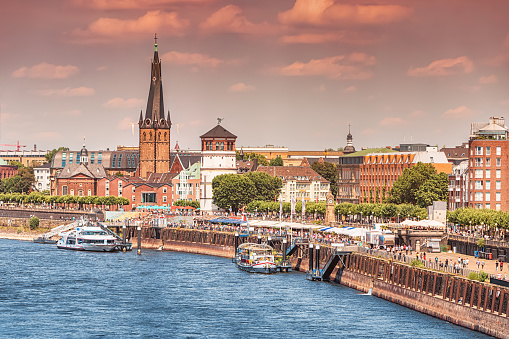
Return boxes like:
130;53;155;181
361;211;363;224
255;207;257;217
469;220;472;234
349;210;351;224
397;213;400;224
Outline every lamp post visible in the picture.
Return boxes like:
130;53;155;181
481;222;484;237
361;211;363;224
469;220;472;235
372;211;374;225
397;213;400;224
349;210;351;224
495;223;498;239
255;207;257;218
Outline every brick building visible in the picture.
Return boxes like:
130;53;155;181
441;143;469;165
122;182;172;210
139;35;171;178
172;162;201;202
449;160;469;211
468;117;509;211
0;158;18;179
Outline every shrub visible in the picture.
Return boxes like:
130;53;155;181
477;237;485;249
29;216;39;230
468;272;479;280
411;259;424;268
477;271;489;283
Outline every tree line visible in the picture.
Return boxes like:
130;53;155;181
0;192;130;209
447;208;509;229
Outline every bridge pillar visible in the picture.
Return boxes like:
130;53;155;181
283;238;287;263
257;234;261;244
315;244;320;272
309;243;314;273
137;226;141;255
234;232;239;254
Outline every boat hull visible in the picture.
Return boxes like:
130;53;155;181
236;262;278;274
56;243;117;252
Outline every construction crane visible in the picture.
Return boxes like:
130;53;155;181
0;141;27;151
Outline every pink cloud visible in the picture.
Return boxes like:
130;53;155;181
117;117;136;131
199;5;273;35
73;0;214;9
500;99;509;106
162;51;223;68
281;32;381;45
379;117;406;127
73;11;189;42
279;0;412;27
407;110;427;119
407;56;473;77
228;83;255;92
361;128;377;136
479;74;497;84
345;85;357;92
103;97;145;108
443;106;473;118
12;63;79;79
277;53;375;79
33;87;95;97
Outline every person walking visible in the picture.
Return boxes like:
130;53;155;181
476;260;480;269
496;261;499;271
501;261;504;272
481;261;485;269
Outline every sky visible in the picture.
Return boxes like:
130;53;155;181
1;0;509;152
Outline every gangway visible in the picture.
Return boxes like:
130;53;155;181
98;222;123;242
33;221;78;243
307;246;355;282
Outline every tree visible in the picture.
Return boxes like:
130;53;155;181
9;161;24;168
44;147;69;163
29;216;39;230
236;151;269;166
114;172;124;177
311;161;337;197
269;155;283;166
0;166;35;194
387;162;448;208
245;172;282;201
212;174;255;212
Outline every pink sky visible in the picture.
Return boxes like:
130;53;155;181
1;0;508;152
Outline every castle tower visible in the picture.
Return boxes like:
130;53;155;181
139;34;171;178
343;125;356;154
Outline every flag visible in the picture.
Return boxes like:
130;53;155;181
302;197;305;218
291;195;296;215
279;193;283;215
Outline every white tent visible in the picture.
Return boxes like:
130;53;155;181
401;219;419;226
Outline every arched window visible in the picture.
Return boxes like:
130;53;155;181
149;132;152;140
215;142;219;151
158;132;161;141
143;132;146;141
220;142;224;151
164;132;167;141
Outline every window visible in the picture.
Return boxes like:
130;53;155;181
142;192;156;203
88;189;91;196
475;169;483;178
112;154;116;168
496;192;501;201
91;153;95;164
497;158;501;167
69;153;73;164
475;192;483;201
486;181;491;190
62;152;66;166
475;158;483;167
496;169;501;178
215;142;220;151
220;142;224;151
475;180;483;190
497;146;502;155
475;203;483;209
70;189;74;196
486;158;491;167
486;146;491;155
475;146;483;155
163;187;167;193
496;180;501;190
132;187;135;193
485;192;490;201
77;152;81;164
485;203;490;210
496;204;501;211
132;195;135;202
62;186;68;195
98;153;102;164
163;196;167;203
486;169;491;178
118;154;122;168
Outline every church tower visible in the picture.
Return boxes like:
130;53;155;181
139;34;171;178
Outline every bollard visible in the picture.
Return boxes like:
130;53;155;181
137;226;141;255
315;244;320;274
257;234;261;244
309;243;314;273
283;238;287;264
234;232;239;254
122;225;126;244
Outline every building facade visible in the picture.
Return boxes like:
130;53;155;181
468;117;509;211
200;123;237;212
139;35;171;178
448;160;469;211
122;182;172;210
0;150;48;167
256;166;330;203
34;163;51;192
171;162;201;202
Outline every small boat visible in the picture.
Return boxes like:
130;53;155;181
57;224;118;252
235;243;278;274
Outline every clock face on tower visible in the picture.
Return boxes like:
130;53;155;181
328;199;333;204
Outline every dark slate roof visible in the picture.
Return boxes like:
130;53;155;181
237;159;258;174
57;163;107;179
124;182;172;188
35;163;52;169
200;125;237;139
169;153;202;172
146;172;177;183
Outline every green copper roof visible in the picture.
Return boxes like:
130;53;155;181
342;148;397;157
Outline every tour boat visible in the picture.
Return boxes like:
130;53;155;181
57;224;118;252
235;243;278;274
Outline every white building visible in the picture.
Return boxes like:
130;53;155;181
199;123;237;212
33;163;51;192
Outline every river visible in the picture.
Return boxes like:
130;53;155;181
0;239;492;338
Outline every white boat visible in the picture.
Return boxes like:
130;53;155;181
57;224;118;252
235;243;278;274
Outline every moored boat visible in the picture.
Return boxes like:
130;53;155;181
235;243;277;274
57;224;118;252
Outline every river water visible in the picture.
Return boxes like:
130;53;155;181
0;239;492;338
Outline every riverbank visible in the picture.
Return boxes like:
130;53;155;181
0;227;48;242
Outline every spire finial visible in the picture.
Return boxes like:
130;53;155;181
154;33;158;52
348;124;351;134
83;136;86;147
217;117;224;125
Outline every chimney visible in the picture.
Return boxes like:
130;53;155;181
34;144;37;151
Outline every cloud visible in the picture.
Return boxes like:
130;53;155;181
162;51;223;68
73;11;189;42
228;83;255;92
443;106;473;118
73;0;213;9
33;87;95;97
501;99;509;106
0;112;15;123
407;56;473;77
65;109;82;116
277;53;375;79
117;117;136;131
361;128;377;135
345;85;357;92
379;117;405;127
12;63;79;79
199;5;273;35
279;0;412;27
96;66;108;71
103;97;145;108
281;32;381;45
32;132;61;140
407;110;427;119
479;74;497;84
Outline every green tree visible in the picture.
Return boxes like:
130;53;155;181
29;216;39;230
174;199;200;209
44;147;69;163
236;151;269;166
245;172;282;201
387;162;448;208
9;161;24;168
0;166;35;194
269;155;284;166
311;161;337;197
212;174;255;212
114;172;123;177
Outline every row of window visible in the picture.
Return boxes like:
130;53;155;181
473;192;502;202
473;146;502;156
62;152;103;166
204;141;234;151
473;180;501;190
472;157;502;167
473;169;502;179
473;203;502;211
